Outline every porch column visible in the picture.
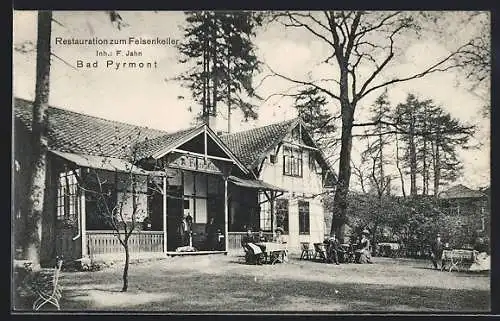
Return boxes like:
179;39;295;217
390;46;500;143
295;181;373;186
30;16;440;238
224;177;229;252
81;188;87;257
270;191;276;239
163;175;167;254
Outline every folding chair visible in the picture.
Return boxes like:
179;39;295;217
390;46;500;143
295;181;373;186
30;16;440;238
33;258;63;311
300;242;314;260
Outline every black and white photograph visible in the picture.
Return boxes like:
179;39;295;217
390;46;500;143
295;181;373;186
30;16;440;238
12;10;491;313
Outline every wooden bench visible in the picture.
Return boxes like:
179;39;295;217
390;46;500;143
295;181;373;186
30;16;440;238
441;249;477;272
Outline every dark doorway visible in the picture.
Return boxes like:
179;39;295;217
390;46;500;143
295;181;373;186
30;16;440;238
166;186;183;251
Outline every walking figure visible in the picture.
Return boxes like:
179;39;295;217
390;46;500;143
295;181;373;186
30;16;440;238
430;233;444;270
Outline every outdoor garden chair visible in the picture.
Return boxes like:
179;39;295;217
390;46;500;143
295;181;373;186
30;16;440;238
313;243;328;262
32;258;63;311
300;242;314;260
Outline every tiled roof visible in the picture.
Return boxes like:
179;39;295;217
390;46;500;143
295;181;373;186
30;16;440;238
133;126;202;159
13;98;329;175
220;118;299;169
439;184;486;199
14;97;170;159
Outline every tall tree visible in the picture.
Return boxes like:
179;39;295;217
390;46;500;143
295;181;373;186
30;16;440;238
23;11;52;269
361;90;393;198
428;112;475;195
267;11;479;238
394;94;428;196
393;93;475;196
176;11;263;129
19;11;126;269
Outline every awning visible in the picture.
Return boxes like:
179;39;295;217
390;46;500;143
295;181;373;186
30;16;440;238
50;150;159;176
228;176;287;192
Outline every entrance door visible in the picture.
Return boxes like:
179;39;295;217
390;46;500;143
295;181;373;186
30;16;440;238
166;186;183;251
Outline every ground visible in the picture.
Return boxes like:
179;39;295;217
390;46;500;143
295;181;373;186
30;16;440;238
20;254;491;312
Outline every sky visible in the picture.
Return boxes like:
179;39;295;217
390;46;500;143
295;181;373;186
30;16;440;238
12;11;491;194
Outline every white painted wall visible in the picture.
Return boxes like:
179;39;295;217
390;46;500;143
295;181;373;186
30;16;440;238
258;131;327;253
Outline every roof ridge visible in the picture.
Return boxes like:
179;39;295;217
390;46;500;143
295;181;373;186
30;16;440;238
13;97;170;135
221;117;298;137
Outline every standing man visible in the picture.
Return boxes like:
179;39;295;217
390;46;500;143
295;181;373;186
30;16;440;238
430;233;444;270
205;217;218;250
326;234;340;265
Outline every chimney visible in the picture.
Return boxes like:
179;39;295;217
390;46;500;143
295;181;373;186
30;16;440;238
207;114;217;130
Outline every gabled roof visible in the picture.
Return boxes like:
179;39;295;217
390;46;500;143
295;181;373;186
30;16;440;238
14;97;166;159
13;98;331;178
220;118;299;169
134;125;203;160
220;118;335;179
439;184;486;199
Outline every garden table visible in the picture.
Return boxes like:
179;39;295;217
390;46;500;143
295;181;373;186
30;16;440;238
441;249;477;272
256;242;287;264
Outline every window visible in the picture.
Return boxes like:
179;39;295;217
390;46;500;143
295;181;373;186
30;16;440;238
309;153;323;175
448;205;461;216
85;180;117;229
283;146;303;177
275;199;289;234
259;193;272;231
57;170;79;221
298;200;310;235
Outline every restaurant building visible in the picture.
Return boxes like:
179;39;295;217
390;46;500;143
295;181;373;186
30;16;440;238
13;97;335;265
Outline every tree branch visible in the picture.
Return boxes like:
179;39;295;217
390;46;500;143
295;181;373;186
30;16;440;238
359;43;471;99
266;63;341;101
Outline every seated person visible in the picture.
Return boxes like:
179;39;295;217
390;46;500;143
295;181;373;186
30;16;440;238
271;227;288;262
241;228;254;248
257;229;268;242
245;243;264;265
273;227;285;244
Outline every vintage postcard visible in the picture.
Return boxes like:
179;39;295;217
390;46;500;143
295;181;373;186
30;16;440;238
12;10;491;313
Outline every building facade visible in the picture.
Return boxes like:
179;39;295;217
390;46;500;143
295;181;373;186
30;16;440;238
13;98;335;264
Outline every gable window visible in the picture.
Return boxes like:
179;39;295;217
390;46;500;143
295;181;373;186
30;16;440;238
298;200;310;235
283;146;303;177
57;169;79;221
275;199;289;234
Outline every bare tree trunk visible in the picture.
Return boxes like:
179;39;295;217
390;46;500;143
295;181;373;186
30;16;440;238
202;27;208;123
122;242;129;292
422;138;428;195
211;17;218;119
422;104;429;195
409;114;417;196
227;52;231;133
24;10;52;269
330;100;354;238
395;132;406;197
433;143;441;197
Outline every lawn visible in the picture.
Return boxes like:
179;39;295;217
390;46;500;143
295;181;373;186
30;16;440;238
18;254;490;312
